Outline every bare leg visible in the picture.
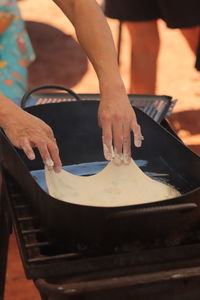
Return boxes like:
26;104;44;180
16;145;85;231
180;26;200;54
126;20;160;94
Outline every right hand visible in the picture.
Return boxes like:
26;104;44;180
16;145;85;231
2;108;62;173
98;88;143;165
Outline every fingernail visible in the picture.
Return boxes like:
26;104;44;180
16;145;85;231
54;166;62;173
123;154;131;165
113;153;123;166
135;139;142;148
103;143;113;161
28;152;35;160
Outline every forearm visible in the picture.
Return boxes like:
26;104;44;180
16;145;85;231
53;0;125;96
0;93;21;128
53;0;143;163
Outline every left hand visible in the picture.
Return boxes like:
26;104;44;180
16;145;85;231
98;93;143;165
2;108;62;172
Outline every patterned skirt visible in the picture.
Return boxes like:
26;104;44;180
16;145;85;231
0;0;35;105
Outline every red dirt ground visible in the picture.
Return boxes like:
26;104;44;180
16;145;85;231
4;1;200;299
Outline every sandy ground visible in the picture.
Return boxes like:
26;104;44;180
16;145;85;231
4;1;200;299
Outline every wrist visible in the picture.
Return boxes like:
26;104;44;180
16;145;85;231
99;78;127;100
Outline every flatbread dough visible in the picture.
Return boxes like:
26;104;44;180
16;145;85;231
45;159;180;207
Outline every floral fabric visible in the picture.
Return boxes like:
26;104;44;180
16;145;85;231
0;0;35;105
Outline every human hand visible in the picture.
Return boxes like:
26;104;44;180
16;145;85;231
2;108;62;172
98;92;143;165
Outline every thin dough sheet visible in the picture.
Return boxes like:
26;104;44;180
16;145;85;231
45;159;180;207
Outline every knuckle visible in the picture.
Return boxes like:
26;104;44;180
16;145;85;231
50;143;59;153
101;113;111;123
114;136;123;148
117;137;123;145
35;138;45;147
133;123;141;133
48;139;59;152
18;137;25;148
47;127;54;136
113;113;122;121
123;135;130;144
117;133;123;142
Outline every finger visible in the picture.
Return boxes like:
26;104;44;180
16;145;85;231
19;136;35;160
122;123;131;165
43;128;61;171
112;121;123;165
36;141;53;169
102;121;114;161
131;122;143;148
47;140;62;173
45;158;54;168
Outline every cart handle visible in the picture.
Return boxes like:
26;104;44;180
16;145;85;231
35;265;200;295
20;85;81;108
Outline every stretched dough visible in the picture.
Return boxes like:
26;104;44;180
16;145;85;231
45;159;180;207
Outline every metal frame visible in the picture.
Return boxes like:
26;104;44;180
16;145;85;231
0;172;12;300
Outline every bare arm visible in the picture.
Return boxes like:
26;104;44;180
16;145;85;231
53;0;143;164
0;94;61;172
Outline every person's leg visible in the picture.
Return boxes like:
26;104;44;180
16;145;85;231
158;0;200;62
180;26;200;55
126;20;160;94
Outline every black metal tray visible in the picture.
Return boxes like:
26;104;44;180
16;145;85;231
1;100;200;253
20;85;173;123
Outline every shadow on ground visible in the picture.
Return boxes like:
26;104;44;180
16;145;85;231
168;109;200;155
26;21;88;89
